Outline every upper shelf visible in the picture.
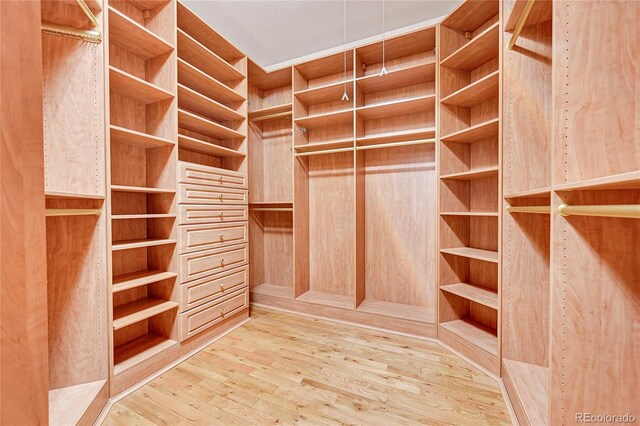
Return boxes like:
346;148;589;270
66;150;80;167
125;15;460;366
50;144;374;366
294;81;353;106
248;104;292;122
178;84;244;123
356;61;436;94
108;6;173;60
356;95;435;120
178;109;245;140
109;66;174;104
294;109;353;129
441;0;499;33
440;118;499;143
177;29;244;84
441;71;499;107
441;22;499;71
505;0;552;33
178;59;245;104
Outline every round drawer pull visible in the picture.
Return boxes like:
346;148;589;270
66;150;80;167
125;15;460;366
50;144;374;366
220;284;225;291
220;258;225;267
219;234;224;242
220;308;225;316
219;212;224;217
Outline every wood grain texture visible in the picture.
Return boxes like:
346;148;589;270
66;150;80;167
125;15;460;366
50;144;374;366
104;306;510;425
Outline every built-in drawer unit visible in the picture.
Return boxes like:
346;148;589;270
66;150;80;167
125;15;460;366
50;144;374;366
179;222;248;253
179;162;248;189
179;183;248;205
180;287;249;339
179;243;248;283
179;204;249;225
180;264;248;312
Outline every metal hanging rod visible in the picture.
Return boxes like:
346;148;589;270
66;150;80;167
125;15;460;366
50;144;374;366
558;204;640;219
41;0;102;44
75;0;99;27
356;139;436;151
295;147;354;157
46;208;102;217
506;205;550;214
249;111;292;122
508;0;536;50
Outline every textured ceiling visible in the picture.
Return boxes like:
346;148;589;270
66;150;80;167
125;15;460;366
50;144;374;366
182;0;462;70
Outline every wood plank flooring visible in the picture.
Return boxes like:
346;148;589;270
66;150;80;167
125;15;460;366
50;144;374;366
103;306;511;425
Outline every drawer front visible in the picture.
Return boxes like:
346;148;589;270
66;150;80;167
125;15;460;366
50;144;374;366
181;287;248;339
179;222;248;253
179;162;247;189
180;184;248;205
179;243;248;283
180;265;248;312
179;204;249;225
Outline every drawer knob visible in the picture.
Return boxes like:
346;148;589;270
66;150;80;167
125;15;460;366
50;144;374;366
219;234;224;242
220;308;225;316
220;259;225;267
218;177;223;183
220;284;225;291
219;212;224;217
219;194;224;201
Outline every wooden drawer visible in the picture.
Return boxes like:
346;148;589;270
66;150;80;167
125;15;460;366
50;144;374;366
179;162;247;189
179;243;248;283
179;204;249;225
180;265;248;312
179;222;248;254
180;287;248;339
179;183;248;205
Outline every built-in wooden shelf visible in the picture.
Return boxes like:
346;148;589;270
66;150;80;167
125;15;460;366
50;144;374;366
440;166;499;180
251;284;293;299
127;0;170;11
45;191;105;200
108;6;173;60
294;80;353;105
440;283;498;310
178;108;244;140
441;22;500;71
440;118;499;143
295;109;353;129
113;298;179;330
356;128;436;146
553;171;640;191
49;379;106;426
110;125;174;149
111;238;177;251
249;201;293;206
357;61;436;93
505;0;552;33
296;290;353;310
294;138;353;153
248;104;293;122
357;299;433;323
111;185;176;194
178;84;244;122
114;334;178;376
440;211;499;217
440;247;499;263
504;187;552;199
111;214;175;220
178;59;245;104
113;270;178;293
440;319;498;356
177;29;244;83
109;66;174;104
178;134;245;158
441;71;499;107
502;359;550;426
357;95;436;120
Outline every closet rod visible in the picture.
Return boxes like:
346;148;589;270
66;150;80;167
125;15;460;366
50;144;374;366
356;139;436;151
506;206;550;214
558;204;640;219
250;112;292;122
45;208;102;217
41;23;102;44
295;147;353;157
508;0;536;50
250;208;294;212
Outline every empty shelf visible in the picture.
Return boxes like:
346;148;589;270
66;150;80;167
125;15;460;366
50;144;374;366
109;66;174;104
113;270;178;293
357;61;436;93
178;58;245;104
177;29;244;83
108;6;173;59
440;211;499;217
294;80;353;105
114;334;179;376
178;109;245;140
112;238;176;251
441;166;499;180
110;125;174;148
440;118;499;143
502;359;550;426
178;134;246;157
249;104;293;122
49;380;106;426
440;283;498;310
553;171;640;191
178;84;244;122
113;298;179;330
295;109;353;129
440;247;499;263
357;299;433;323
441;22;500;71
251;284;294;299
111;185;175;194
296;290;353;310
440;319;498;356
127;0;169;11
504;187;552;199
294;138;353;153
441;70;499;107
356;95;435;120
357;128;436;146
111;214;175;220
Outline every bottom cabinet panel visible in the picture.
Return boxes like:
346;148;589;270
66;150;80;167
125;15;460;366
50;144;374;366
180;287;249;339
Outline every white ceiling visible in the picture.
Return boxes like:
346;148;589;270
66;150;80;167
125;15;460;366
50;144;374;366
182;0;462;71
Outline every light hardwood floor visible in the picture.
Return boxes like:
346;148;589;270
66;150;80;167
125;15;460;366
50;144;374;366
103;306;511;425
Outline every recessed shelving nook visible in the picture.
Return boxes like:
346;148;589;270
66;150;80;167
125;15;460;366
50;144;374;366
107;0;179;395
437;0;501;375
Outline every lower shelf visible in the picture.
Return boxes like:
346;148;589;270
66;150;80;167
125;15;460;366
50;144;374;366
113;298;179;330
440;283;498;310
296;290;353;310
357;299;433;323
251;283;293;299
114;334;179;376
49;379;106;426
502;359;549;426
439;318;497;356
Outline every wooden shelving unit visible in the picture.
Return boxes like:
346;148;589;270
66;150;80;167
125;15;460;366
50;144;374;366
107;0;180;394
437;0;501;375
